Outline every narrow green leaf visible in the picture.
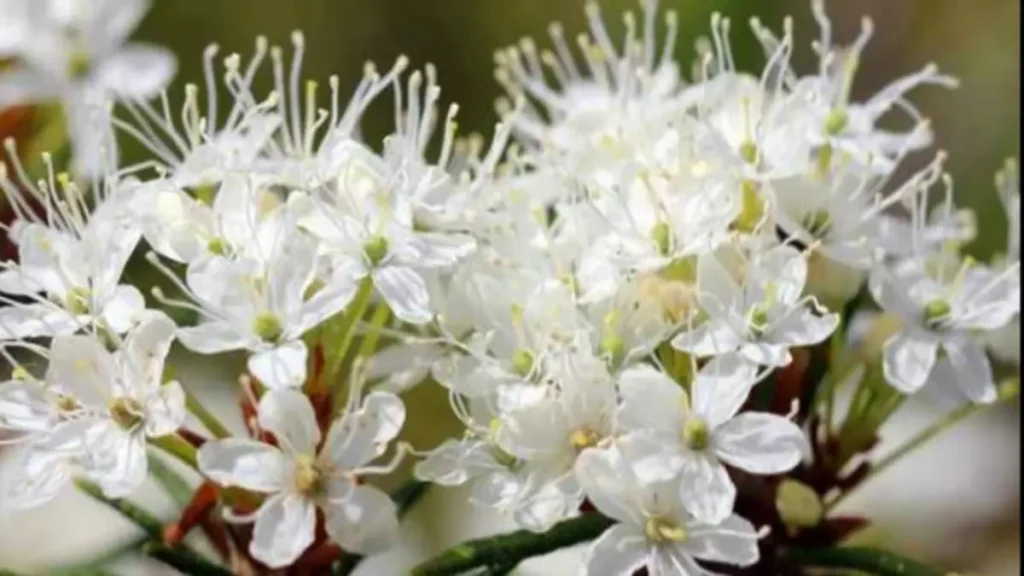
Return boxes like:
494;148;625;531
74;479;163;537
74;480;225;575
411;513;615;576
787;546;944;576
141;543;232;576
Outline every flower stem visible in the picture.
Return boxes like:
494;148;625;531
150;434;199;469
327;277;375;407
184;390;232;439
826;399;982;512
356;303;391;360
410;513;614;576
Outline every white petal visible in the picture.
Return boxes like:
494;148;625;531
372;266;433;325
684;514;761;567
82;427;148;498
882;330;940;394
177;321;250;354
47;335;118;405
651;546;719;576
0;269;45;295
575;446;645;525
770;308;839;347
99;284;145;334
3;449;68;510
143;381;186;438
692;353;759;429
257;389;320;455
679;454;735;525
713;413;807;474
396;232;476;268
0;304;79;339
247;341;308;390
942;335;997;404
95;44;177;99
366;342;444;393
197;438;286;492
123;310;177;393
249;494;316;569
324;391;406;471
0;68;57;108
324;484;399;555
615;431;685;485
671;320;742;357
738;341;792;367
616;364;684;434
583;524;649;576
0;380;53;434
413;438;495;486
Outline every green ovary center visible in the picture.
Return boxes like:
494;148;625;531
67;50;91;79
923;298;951;329
65;286;91;315
510;348;534;378
253;313;284;342
363;235;390;266
682;417;710;451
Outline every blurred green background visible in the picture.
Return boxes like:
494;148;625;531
133;0;1020;258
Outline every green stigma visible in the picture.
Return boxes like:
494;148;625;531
823;108;849;136
922;298;951;329
650;222;672;256
67;51;91;79
510;348;534;378
363;235;390;266
739;139;759;165
733;180;763;233
747;303;771;337
253;313;284;342
803;210;833;238
682;417;710;451
65;286;91;315
206;236;229;256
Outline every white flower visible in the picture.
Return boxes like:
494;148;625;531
985;159;1020;366
253;33;406;190
10;312;186;499
753;0;956;172
671;245;838;367
497;0;685;174
576;445;760;576
197;388;405;568
870;255;1019;403
114;40;280;190
0;0;176;176
136;174;285;265
493;344;619;531
170;228;357;389
290;149;476;324
616;354;806;524
0;164;144;339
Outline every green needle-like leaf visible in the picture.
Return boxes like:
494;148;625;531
787;546;944;576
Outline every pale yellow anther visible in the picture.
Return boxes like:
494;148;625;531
644;517;688;543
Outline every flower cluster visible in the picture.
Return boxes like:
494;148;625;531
0;0;1018;574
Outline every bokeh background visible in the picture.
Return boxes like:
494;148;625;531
0;0;1019;574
